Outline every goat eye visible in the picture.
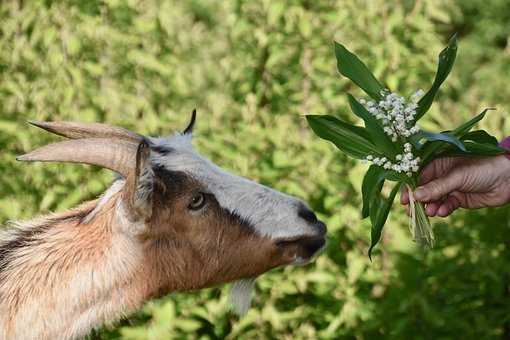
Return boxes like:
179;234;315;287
188;193;206;210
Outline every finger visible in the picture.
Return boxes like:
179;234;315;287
400;186;409;205
418;162;438;185
425;201;440;217
437;195;461;217
450;191;470;208
418;157;463;185
450;190;486;209
414;169;464;202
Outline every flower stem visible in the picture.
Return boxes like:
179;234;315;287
406;184;434;248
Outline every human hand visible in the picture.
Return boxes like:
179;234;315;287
401;155;510;217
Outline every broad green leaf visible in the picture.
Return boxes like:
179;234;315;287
408;133;425;150
361;166;404;219
420;108;495;164
420;140;447;165
368;182;401;260
369;195;383;232
416;130;466;152
453;108;494;137
416;34;458;120
440;141;506;157
334;42;384;100
347;94;397;157
306;115;378;159
384;171;406;182
464;142;506;155
461;130;499;145
361;165;386;219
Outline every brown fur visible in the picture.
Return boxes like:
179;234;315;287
140;165;294;295
1;119;324;339
0;169;301;338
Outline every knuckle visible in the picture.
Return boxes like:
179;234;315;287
429;181;443;197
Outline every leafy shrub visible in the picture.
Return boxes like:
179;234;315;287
1;1;509;338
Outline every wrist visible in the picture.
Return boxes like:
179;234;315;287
499;136;510;160
490;155;510;206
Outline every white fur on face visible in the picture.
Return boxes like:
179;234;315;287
150;134;317;241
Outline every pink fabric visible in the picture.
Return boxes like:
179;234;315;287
499;136;510;160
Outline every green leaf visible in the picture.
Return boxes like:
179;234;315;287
361;165;386;219
420;108;498;163
334;42;384;100
440;141;506;157
416;130;466;152
416;34;458;120
361;166;404;219
461;130;499;145
368;182;401;260
347;94;397;157
453;108;494;137
306;115;378;159
420;140;448;165
384;171;406;182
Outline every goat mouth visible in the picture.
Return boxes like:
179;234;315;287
275;235;326;264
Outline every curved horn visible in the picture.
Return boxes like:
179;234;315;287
17;138;139;178
182;109;197;135
28;121;143;143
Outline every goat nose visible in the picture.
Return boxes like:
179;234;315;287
298;204;327;234
298;204;318;224
314;220;327;235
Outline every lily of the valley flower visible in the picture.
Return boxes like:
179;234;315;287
361;90;424;176
360;89;423;142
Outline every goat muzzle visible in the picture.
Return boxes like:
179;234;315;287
275;234;326;264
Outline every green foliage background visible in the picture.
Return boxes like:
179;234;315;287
1;0;510;339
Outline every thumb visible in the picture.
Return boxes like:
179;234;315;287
413;170;464;202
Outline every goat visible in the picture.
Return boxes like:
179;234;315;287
0;111;327;339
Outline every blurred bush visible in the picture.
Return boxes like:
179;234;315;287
0;0;509;339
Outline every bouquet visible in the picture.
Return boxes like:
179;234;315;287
307;35;506;258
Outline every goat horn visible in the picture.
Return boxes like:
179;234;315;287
28;121;143;143
17;138;139;178
182;109;197;135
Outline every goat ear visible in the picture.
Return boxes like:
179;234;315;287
182;109;197;135
122;139;154;222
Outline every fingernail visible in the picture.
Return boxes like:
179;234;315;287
414;188;425;200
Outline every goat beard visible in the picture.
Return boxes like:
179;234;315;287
229;277;257;316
